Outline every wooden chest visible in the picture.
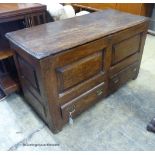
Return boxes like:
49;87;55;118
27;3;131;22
6;9;149;133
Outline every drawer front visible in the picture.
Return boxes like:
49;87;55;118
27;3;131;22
58;73;105;105
61;82;105;123
56;51;103;92
109;62;139;93
109;53;139;76
112;34;141;65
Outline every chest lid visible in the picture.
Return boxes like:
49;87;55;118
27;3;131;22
5;9;148;59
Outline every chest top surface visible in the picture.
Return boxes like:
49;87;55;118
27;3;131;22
0;3;46;22
6;9;148;59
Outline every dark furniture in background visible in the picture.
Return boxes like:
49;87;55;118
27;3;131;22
0;3;52;98
6;9;149;133
71;3;153;17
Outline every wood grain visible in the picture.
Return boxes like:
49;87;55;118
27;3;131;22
6;9;148;59
6;9;149;133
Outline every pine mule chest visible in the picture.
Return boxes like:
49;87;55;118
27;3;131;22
6;9;149;133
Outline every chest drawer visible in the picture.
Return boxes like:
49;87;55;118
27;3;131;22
109;62;139;93
61;82;105;124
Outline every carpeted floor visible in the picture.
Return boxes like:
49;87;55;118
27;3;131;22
0;34;155;151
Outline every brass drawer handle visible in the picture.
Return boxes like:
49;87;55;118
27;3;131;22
68;105;76;126
68;104;76;114
96;89;103;96
69;107;75;114
113;78;119;84
133;68;137;72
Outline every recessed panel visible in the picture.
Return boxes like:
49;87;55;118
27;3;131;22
56;51;104;92
18;56;40;92
112;34;141;65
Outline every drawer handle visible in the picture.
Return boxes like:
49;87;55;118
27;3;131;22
96;89;103;96
133;68;137;72
69;107;75;114
68;105;76;126
113;78;119;84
